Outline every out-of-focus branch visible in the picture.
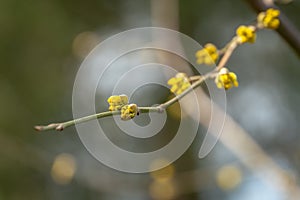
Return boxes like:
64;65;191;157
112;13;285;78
151;0;300;197
151;0;179;30
221;114;300;198
245;0;300;56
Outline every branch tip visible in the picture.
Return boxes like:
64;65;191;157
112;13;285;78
56;125;64;131
34;126;43;131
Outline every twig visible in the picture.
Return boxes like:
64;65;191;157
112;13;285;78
34;107;164;132
34;111;120;131
34;76;213;132
35;8;271;132
215;37;239;71
34;37;239;132
159;72;216;109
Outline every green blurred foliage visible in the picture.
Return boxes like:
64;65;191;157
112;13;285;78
0;0;299;199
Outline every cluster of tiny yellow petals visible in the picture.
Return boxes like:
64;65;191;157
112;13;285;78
121;104;138;121
215;68;239;90
257;8;280;29
236;25;256;44
195;43;219;65
107;95;128;111
167;73;191;95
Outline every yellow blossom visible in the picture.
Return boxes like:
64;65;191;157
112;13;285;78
107;94;128;111
121;104;138;120
257;8;280;29
215;68;239;90
195;43;219;65
167;73;191;95
236;25;256;44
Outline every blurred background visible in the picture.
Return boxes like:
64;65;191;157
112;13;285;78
0;0;300;199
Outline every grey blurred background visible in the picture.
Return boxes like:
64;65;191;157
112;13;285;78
0;0;299;199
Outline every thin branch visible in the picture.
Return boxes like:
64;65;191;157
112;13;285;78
34;75;212;132
35;8;274;132
159;73;215;109
215;37;239;71
34;111;120;131
34;34;240;132
34;107;163;132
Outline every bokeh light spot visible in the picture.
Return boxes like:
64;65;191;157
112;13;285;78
216;164;242;191
150;158;175;182
72;31;100;58
51;153;77;185
149;180;176;200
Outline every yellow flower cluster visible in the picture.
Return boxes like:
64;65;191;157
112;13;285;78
257;8;280;29
107;95;139;120
236;25;256;44
195;43;219;65
107;94;128;111
167;73;191;95
215;68;239;90
121;104;138;121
